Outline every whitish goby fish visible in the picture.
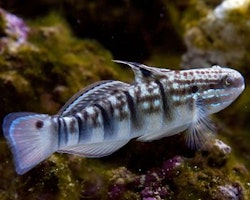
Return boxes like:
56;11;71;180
2;61;245;174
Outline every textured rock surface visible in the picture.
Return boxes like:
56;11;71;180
182;0;250;69
0;11;123;120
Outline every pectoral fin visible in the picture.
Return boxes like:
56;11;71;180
185;97;215;150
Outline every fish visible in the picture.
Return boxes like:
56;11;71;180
2;60;245;174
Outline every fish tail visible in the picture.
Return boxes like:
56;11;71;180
2;112;58;174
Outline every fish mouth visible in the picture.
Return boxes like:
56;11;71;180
233;70;245;96
205;69;245;114
225;69;245;104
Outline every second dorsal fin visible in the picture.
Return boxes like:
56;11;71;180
113;60;170;83
58;80;129;116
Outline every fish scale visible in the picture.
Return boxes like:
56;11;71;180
55;80;167;148
2;60;245;174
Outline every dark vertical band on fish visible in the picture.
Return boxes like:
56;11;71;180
58;117;68;147
94;103;113;139
154;79;172;120
123;90;140;130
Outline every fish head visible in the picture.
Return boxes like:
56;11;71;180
195;65;245;114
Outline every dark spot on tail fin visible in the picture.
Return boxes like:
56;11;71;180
36;120;44;129
2;112;57;174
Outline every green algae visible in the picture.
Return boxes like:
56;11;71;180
181;0;250;70
173;142;248;199
0;12;125;117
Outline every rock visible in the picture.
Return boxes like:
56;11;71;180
0;10;121;120
0;8;29;53
216;183;244;200
182;0;250;69
207;139;231;167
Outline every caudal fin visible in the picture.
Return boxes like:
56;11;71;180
2;112;58;175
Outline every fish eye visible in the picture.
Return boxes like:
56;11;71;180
223;75;233;87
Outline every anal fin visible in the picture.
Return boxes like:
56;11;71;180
57;140;130;157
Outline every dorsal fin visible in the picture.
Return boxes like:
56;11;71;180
58;80;129;116
113;60;170;83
